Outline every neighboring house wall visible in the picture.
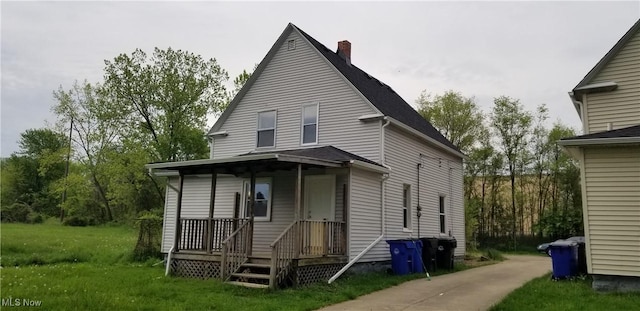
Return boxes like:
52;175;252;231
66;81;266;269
384;125;465;257
349;167;386;261
582;146;640;277
211;30;381;161
584;31;640;134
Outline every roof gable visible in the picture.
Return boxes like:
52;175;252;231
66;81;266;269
293;26;460;154
574;19;640;91
210;23;461;155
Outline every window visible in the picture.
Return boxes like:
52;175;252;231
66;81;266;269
257;111;276;148
403;184;411;230
288;39;296;50
242;178;272;221
301;104;318;145
439;195;446;234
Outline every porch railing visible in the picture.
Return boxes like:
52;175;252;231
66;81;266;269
178;218;246;253
269;221;299;288
221;220;252;280
269;220;345;288
300;220;346;256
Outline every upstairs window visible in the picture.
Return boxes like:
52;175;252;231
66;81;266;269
257;110;276;148
301;103;318;145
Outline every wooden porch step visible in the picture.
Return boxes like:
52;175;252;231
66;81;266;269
226;281;269;289
242;263;271;269
231;272;270;280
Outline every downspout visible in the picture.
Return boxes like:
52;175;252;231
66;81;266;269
417;163;422;238
328;117;390;284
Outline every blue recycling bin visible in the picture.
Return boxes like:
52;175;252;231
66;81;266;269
550;240;578;279
387;240;424;275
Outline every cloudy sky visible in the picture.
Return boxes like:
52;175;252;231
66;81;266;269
1;1;639;156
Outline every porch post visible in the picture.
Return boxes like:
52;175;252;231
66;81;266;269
247;170;256;256
207;171;217;253
294;163;302;257
173;172;185;252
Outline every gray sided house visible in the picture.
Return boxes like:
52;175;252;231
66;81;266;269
559;19;640;292
147;23;465;288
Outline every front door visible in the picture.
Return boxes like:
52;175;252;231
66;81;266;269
303;175;335;255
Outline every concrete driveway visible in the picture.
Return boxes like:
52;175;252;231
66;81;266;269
318;255;550;311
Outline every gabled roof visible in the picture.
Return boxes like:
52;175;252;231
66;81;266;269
573;19;640;92
559;124;640;147
210;23;461;156
293;26;460;154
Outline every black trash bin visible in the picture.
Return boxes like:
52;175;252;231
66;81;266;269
420;237;438;271
436;237;457;270
576;241;587;275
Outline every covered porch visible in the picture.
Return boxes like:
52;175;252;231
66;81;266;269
147;146;386;288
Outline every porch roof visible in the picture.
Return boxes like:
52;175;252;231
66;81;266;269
146;146;388;175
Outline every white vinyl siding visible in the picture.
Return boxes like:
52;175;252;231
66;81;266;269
212;30;380;161
583;146;640;277
384;125;465;257
349;168;386;261
585;31;640;134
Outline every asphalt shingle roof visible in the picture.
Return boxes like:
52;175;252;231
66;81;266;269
242;146;384;167
294;26;461;154
562;124;640;140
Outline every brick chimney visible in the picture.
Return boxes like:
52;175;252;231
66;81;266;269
337;40;351;65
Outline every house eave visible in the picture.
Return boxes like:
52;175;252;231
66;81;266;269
349;159;389;174
558;136;640;147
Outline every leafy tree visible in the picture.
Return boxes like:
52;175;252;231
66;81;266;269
54;81;117;221
102;47;229;162
1;128;67;218
417;90;484;153
491;96;532;246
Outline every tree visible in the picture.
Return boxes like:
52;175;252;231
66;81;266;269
53;81;117;221
0;128;67;217
102;47;229;162
491;96;532;246
416;90;484;153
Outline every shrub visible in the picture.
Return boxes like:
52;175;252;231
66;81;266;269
484;248;505;261
1;202;32;223
133;213;163;261
63;216;89;227
27;212;44;224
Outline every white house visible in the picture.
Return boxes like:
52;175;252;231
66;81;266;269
146;23;465;288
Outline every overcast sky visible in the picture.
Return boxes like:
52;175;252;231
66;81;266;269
2;1;639;157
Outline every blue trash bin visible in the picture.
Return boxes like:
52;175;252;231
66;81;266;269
387;240;424;275
550;240;578;279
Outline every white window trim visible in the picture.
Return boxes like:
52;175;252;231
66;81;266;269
439;194;446;234
300;103;319;146
241;178;273;222
257;110;277;149
403;184;412;232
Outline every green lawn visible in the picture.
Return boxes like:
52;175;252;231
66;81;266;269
491;274;640;311
1;221;137;266
1;222;479;310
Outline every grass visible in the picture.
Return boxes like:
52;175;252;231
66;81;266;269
1;222;496;310
1;221;137;266
490;273;640;311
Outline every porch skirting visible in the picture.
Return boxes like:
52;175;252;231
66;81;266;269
295;263;343;286
171;258;221;280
